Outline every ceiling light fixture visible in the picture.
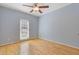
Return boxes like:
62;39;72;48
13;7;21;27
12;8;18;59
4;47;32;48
23;3;49;13
33;7;39;12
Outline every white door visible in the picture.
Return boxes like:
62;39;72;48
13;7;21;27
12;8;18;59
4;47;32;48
20;19;29;40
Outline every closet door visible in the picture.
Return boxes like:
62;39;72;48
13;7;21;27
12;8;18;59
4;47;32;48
20;19;29;40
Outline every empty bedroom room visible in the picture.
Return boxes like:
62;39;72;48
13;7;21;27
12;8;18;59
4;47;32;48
0;3;79;55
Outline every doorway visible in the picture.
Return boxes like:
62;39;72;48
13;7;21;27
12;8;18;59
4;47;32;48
20;19;29;40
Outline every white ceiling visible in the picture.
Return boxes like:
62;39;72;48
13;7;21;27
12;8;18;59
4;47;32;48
0;3;71;17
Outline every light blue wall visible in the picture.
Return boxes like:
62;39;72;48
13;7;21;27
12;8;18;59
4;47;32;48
39;4;79;48
0;6;39;45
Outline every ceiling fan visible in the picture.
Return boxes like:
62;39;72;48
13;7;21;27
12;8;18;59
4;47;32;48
23;3;49;13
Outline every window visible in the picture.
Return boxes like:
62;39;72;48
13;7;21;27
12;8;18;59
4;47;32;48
20;19;29;40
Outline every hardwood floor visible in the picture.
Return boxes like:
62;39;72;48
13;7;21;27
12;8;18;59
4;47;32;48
0;39;79;55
